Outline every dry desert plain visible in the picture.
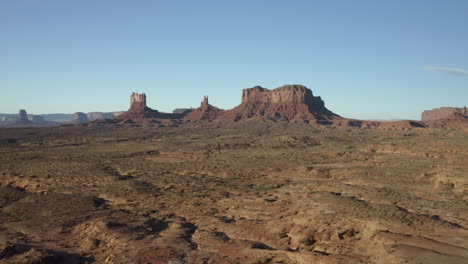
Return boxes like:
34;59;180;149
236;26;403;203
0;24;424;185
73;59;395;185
0;120;467;263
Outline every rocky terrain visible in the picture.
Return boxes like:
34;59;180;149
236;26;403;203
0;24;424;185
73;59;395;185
0;85;467;263
0;119;467;263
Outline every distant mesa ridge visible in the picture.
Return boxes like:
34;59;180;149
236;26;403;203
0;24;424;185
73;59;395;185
113;85;338;124
421;107;467;121
3;85;467;128
225;84;338;121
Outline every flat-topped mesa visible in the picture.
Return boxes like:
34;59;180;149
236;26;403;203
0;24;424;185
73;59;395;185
421;107;468;121
224;84;338;121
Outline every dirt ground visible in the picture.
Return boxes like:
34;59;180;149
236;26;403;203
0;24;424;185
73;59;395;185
0;120;467;263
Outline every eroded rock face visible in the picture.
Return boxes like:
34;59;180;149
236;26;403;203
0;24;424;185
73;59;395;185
129;92;148;112
115;92;161;120
71;112;89;123
222;85;338;122
421;107;467;121
112;86;339;124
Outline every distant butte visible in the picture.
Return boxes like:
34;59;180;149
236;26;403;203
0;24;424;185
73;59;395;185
183;96;223;121
115;92;161;120
88;85;467;129
421;107;467;121
184;85;339;123
221;84;338;123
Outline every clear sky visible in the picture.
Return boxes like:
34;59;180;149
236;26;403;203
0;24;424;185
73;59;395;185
1;0;467;120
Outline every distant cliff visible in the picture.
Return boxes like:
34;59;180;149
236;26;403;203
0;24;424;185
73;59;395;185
421;107;467;121
221;85;338;122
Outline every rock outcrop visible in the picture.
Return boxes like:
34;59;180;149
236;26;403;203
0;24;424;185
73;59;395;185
221;85;338;122
184;96;224;121
421;107;467;121
114;93;160;120
112;86;339;125
15;109;33;125
71;112;89;123
18;110;31;123
108;93;184;126
87;112;115;121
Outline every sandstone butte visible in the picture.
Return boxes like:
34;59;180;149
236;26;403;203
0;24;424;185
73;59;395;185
103;84;466;129
421;107;468;121
183;96;224;121
12;109;33;125
114;85;338;123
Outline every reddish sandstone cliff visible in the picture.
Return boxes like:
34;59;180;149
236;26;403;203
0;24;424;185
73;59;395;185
220;85;338;122
421;107;467;121
115;93;161;120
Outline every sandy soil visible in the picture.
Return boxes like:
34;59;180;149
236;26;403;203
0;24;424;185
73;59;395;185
0;120;467;263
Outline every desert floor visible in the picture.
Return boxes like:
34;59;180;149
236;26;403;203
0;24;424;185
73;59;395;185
0;120;467;263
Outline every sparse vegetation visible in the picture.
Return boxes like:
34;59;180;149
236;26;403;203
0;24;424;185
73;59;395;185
0;121;467;263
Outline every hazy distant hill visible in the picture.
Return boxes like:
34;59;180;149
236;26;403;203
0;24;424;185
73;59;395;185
0;112;124;125
41;114;74;122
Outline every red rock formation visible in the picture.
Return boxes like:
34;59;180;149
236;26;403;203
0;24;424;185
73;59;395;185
184;96;224;121
115;93;160;120
220;85;338;122
421;107;467;121
112;86;339;124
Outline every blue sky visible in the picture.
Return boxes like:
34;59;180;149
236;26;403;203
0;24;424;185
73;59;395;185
1;0;467;120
